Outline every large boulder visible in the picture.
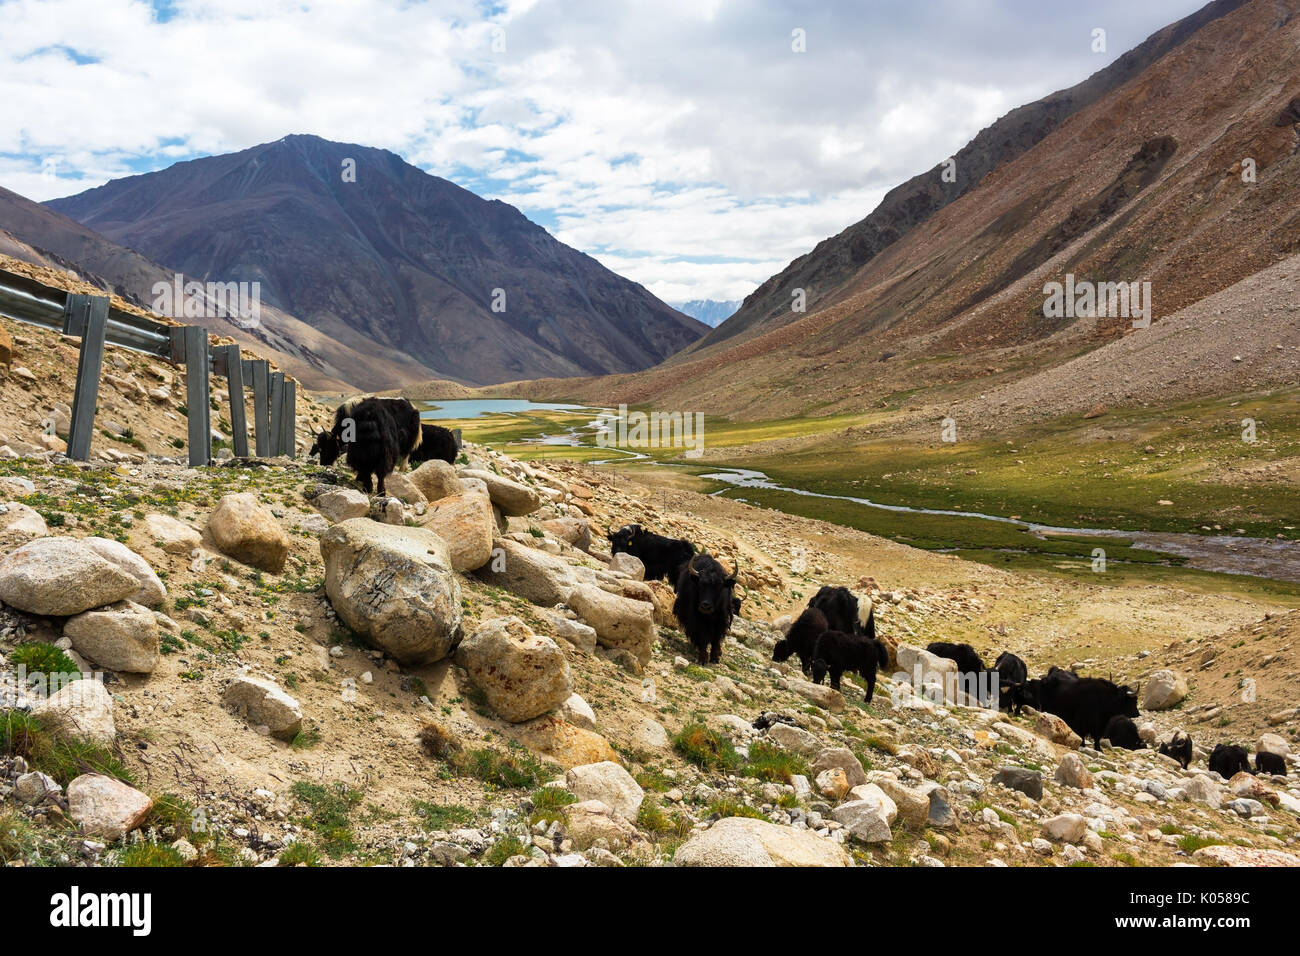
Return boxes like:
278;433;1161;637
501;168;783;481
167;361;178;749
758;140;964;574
809;747;867;789
506;715;620;768
1055;752;1094;790
321;519;463;663
565;800;644;851
1143;670;1188;710
409;460;463;503
138;513;202;554
540;516;591;552
460;468;541;516
0;538;137;616
0;502;48;538
566;582;657;664
1034;711;1082;748
475;538;576;606
34;678;116;744
67;774;153;841
310;487;371;523
767;722;821;756
867;777;929;827
383;472;427;507
832;799;894;843
674;817;850;867
207;493;289;573
454;616;571;722
420;493;494;572
1257;733;1290;757
223;675;304;741
81;537;166;608
565;761;644;820
63;600;160;673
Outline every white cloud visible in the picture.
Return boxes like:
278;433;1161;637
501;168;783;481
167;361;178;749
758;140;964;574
0;0;1209;301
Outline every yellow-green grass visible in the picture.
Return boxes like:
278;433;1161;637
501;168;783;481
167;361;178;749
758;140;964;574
726;390;1300;542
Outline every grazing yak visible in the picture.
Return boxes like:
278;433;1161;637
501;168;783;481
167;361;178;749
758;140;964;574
1158;731;1193;769
772;606;829;677
926;641;999;705
1209;744;1251;779
1038;675;1139;749
808;585;875;639
672;552;737;664
311;396;422;495
1255;751;1288;776
1102;714;1145;750
991;651;1028;711
926;641;986;675
1008;678;1041;715
810;629;887;702
408;424;461;467
609;524;696;584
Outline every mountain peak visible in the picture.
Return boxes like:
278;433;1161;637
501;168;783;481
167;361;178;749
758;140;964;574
46;141;705;389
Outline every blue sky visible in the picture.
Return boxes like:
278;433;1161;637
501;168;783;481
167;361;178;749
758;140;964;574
0;0;1207;302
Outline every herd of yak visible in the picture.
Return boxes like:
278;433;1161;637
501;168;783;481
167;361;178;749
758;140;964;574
600;524;1287;781
306;396;1287;782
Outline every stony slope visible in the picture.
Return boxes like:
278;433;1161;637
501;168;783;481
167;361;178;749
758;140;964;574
45;135;706;390
0;386;1296;866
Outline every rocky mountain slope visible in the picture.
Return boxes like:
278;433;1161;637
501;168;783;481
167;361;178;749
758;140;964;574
686;0;1251;354
0;335;1296;867
0;192;429;392
509;0;1300;427
44;135;706;391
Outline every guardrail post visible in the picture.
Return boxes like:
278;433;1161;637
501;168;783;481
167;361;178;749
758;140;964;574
280;379;296;458
63;294;110;462
269;371;285;457
183;326;211;467
250;360;270;456
217;345;250;457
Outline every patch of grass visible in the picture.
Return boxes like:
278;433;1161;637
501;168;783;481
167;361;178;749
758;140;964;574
147;793;196;836
291;727;322;750
119;842;187;867
1;710;133;786
529;787;577;826
278;841;322;866
744;740;807;783
672;723;739;771
290;781;363;858
637;796;693;839
7;643;83;680
0;809;38;865
634;766;675;793
412;801;476;830
482;836;529;867
1177;834;1226;854
451;745;552;790
706;798;764;820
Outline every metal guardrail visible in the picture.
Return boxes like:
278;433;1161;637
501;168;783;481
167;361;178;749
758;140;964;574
0;266;295;466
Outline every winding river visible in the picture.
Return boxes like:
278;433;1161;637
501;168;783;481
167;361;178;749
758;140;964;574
419;400;1300;584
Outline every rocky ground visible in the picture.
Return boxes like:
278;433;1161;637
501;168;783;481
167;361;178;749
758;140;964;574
0;382;1297;865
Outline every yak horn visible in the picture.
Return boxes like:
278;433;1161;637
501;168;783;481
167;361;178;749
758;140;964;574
729;554;741;578
688;553;702;576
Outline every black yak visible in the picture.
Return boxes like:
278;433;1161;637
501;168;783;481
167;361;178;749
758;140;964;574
810;629;887;703
1255;751;1287;776
1102;714;1145;750
609;524;696;584
1039;676;1139;749
926;641;986;675
1209;744;1251;779
316;396;422;495
1008;678;1041;715
991;651;1028;712
1158;731;1193;769
672;552;737;664
808;585;875;639
772;606;829;677
408;423;461;467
